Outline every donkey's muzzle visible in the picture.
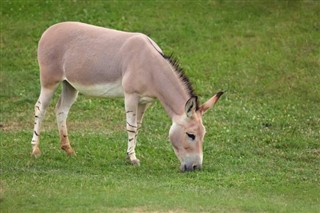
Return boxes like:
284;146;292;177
180;163;202;172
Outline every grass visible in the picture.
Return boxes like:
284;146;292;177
1;0;320;212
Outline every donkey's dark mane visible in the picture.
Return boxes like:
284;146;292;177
162;53;199;109
146;37;199;109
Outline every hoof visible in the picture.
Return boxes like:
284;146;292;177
61;145;76;156
126;155;140;166
31;147;41;158
66;148;76;156
131;159;140;166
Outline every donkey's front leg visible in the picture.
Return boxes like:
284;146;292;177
124;93;140;165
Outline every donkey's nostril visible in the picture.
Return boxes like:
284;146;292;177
181;163;201;172
180;164;188;172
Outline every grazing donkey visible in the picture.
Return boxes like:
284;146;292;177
31;22;223;172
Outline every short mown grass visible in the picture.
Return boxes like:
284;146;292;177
1;0;319;212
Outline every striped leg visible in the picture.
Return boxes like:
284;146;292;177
31;86;57;157
55;81;78;156
125;100;149;165
124;94;140;165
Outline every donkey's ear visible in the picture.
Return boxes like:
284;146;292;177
199;91;224;114
185;96;198;118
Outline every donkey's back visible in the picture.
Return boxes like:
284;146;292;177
38;22;161;90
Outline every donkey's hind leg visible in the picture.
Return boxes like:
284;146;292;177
55;81;78;156
31;86;58;157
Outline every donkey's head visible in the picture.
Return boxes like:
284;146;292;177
169;92;223;172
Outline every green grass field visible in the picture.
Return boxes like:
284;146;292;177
1;0;319;212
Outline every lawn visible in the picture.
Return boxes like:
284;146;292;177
1;0;319;212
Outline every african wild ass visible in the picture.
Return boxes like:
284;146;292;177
31;22;223;171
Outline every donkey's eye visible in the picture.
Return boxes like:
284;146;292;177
186;133;196;141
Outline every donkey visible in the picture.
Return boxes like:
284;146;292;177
31;22;223;172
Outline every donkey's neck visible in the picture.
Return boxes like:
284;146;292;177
152;58;193;120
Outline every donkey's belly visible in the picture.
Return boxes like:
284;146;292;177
68;80;124;97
